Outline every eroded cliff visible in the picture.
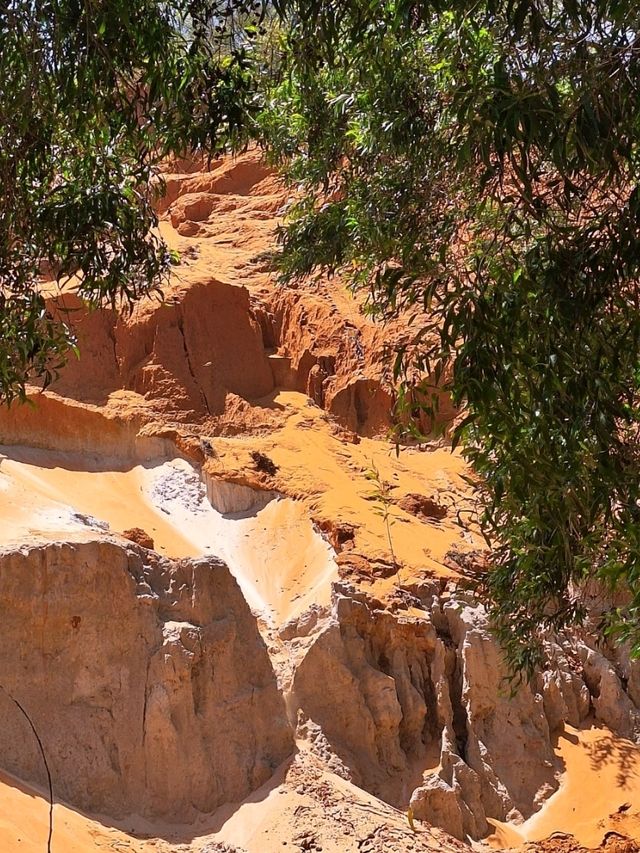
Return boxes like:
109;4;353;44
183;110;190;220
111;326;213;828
1;151;639;853
0;539;292;820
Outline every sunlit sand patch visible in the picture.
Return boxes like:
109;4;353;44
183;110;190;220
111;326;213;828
484;723;640;850
0;771;156;853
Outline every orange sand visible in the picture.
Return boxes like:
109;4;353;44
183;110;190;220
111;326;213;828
0;452;196;556
206;390;475;582
0;771;158;852
486;724;640;849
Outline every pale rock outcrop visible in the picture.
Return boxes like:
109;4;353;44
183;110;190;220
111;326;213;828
410;774;465;841
579;645;640;739
292;588;438;792
203;473;275;514
293;584;559;833
440;599;557;822
0;539;293;820
289;582;640;842
539;648;591;732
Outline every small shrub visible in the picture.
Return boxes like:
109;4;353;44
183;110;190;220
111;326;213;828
251;450;278;476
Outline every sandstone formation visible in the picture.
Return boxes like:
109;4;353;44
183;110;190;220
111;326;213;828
27;151;449;440
288;581;640;842
0;539;292;820
0;151;639;853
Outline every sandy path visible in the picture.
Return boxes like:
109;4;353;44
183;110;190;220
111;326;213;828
0;448;336;626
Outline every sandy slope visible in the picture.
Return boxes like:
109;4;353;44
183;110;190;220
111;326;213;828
0;388;477;620
0;448;336;626
203;390;475;579
197;748;466;853
0;771;158;853
486;724;640;850
0;753;468;853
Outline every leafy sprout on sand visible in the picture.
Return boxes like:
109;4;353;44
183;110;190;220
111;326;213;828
365;462;398;574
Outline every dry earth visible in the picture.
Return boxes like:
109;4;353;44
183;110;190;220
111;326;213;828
0;152;639;853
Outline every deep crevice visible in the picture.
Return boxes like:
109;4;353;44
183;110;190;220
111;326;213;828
176;311;212;416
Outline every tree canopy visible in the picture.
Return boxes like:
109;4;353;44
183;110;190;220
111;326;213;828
262;0;640;670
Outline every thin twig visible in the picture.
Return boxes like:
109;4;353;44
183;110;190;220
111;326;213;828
0;685;53;852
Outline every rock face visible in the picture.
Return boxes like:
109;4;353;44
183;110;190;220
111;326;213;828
293;585;559;839
47;278;275;420
289;582;640;842
293;589;439;792
263;286;416;437
0;539;293;820
427;598;558;835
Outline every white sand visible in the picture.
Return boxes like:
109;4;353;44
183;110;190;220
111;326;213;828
0;448;336;626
